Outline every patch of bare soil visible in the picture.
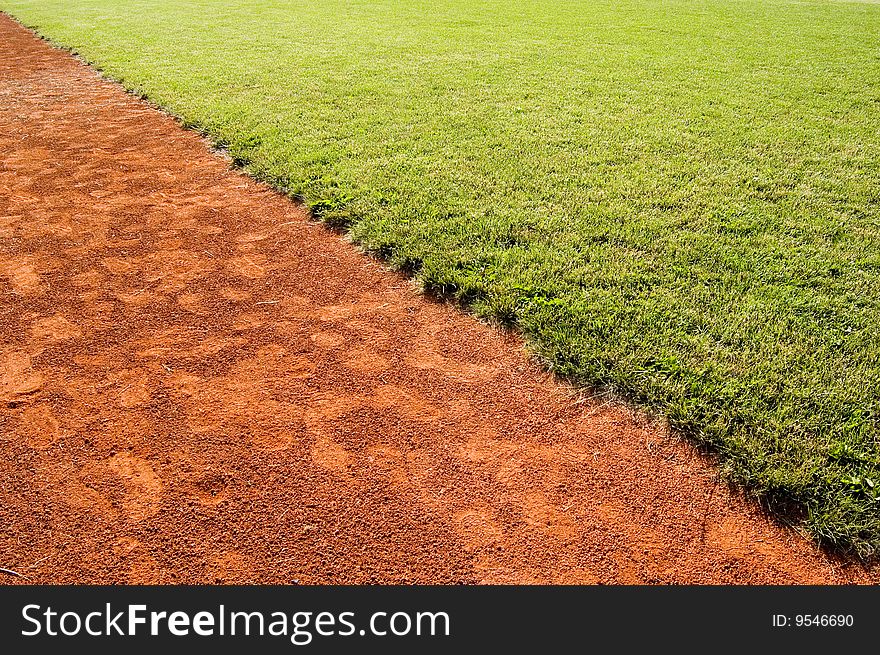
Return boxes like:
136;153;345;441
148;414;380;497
0;14;875;584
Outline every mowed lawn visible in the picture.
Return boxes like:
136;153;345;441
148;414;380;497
4;0;880;553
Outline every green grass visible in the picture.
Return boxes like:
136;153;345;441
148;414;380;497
4;0;880;555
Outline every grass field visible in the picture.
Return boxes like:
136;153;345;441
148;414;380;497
3;0;879;554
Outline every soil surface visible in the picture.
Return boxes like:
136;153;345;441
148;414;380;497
1;14;876;584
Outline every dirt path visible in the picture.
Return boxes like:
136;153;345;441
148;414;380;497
0;15;875;585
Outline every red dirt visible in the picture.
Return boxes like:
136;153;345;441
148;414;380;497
0;14;876;585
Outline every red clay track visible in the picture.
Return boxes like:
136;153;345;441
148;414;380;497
0;15;876;584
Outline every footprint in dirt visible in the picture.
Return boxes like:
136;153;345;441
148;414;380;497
29;314;81;346
14;404;63;450
0;350;44;402
0;254;43;295
71;452;165;522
